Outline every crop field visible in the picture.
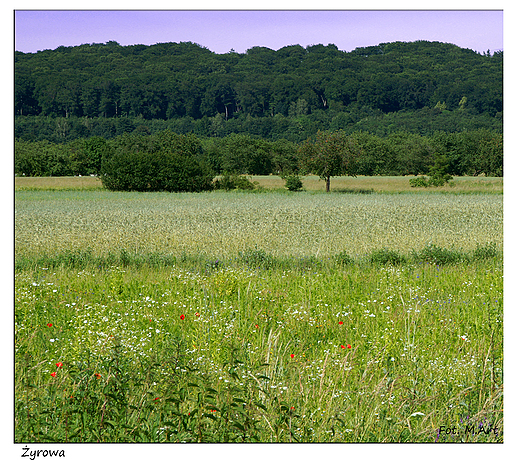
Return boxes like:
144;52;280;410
14;179;503;443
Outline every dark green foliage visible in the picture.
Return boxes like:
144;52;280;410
299;129;360;191
15;40;502;146
413;243;466;265
15;40;502;121
335;251;355;266
409;176;430;187
284;175;303;191
100;131;214;192
238;248;275;269
409;153;454;187
472;242;499;261
369;248;405;266
14;137;108;177
15;128;503;178
213;173;256;191
427;154;453;186
219;133;273;175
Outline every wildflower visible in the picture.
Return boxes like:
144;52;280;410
47;323;53;327
290;354;295;359
347;344;352;349
340;345;346;349
95;373;101;379
255;324;259;329
339;321;344;325
180;314;185;320
56;362;63;368
154;397;160;403
50;372;57;377
195;312;200;317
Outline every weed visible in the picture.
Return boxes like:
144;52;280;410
369;248;405;265
413;243;466;265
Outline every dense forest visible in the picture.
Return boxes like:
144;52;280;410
15;40;502;140
14;40;503;181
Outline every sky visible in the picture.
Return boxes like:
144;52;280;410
14;9;504;56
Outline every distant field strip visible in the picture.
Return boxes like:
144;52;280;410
15;191;502;259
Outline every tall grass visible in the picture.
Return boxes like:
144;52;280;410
15;258;502;442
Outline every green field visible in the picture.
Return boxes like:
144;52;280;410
14;179;503;443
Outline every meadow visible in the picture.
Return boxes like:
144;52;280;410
14;176;503;443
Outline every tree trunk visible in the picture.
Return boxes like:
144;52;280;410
325;176;330;192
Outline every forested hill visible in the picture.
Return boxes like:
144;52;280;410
15;40;502;142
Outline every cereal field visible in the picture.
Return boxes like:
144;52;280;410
14;179;503;444
15;190;502;259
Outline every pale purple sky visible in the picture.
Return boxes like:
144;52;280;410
14;10;503;55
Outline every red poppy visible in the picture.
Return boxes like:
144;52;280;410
339;321;344;325
195;312;200;317
347;344;352;349
51;372;57;377
56;362;63;368
340;345;346;349
47;323;53;327
95;373;101;379
180;314;185;320
290;406;295;410
255;324;259;329
290;354;295;359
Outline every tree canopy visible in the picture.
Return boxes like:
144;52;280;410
15;40;502;125
14;40;503;182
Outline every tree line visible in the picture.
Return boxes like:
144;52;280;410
15;129;503;190
14;104;502;145
15;40;502;141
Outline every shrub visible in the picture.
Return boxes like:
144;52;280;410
335;251;355;266
284;175;304;192
369;248;405;265
473;242;499;261
410;155;453;188
214;173;256;191
409;176;430;188
414;243;464;265
101;132;214;192
239;248;275;269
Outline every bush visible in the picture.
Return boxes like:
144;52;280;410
101;132;214;192
414;243;465;265
472;242;499;261
239;248;275;269
214;173;256;191
369;248;405;265
409;176;430;188
410;154;453;188
335;251;355;266
284;175;304;191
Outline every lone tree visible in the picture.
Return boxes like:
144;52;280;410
299;129;360;192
